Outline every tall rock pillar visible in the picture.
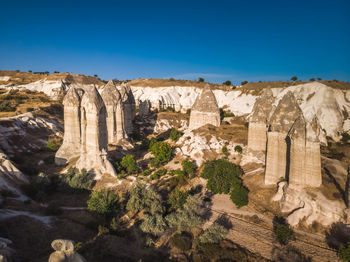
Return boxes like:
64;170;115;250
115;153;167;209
55;87;81;165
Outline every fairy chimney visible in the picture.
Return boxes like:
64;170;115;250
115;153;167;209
264;91;322;187
75;86;116;178
120;83;136;135
55;87;81;165
247;88;275;152
189;85;220;130
100;80;127;144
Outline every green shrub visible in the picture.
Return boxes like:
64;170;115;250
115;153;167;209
198;222;228;244
98;225;109;235
87;189;119;218
339;242;350;261
120;155;139;174
166;195;204;232
198;77;205;82
126;184;164;215
170;128;184;142
275;224;295;244
0;101;16;112
241;81;248;85
141;169;152;176
149;141;172;163
223;80;231;86
149;157;162;168
148;137;157;150
168;169;186;177
181;159;197;177
47;140;59;151
230;183;248;208
201;159;242;194
140;214;167;236
141;138;150;149
61;167;94;190
110;217;119;232
291;76;298;81
234;145;242;153
341;133;350;144
168;187;188;211
150;169;167;180
169;77;175;81
170;233;192;251
222;146;228;155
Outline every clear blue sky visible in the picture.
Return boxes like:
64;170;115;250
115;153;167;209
1;0;349;84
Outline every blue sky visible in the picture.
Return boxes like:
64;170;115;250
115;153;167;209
0;0;349;84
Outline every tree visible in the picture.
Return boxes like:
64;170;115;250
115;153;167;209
291;76;298;81
234;145;242;153
94;74;98;77
275;224;295;244
44;71;49;74
149;141;172;163
63;168;94;190
28;70;32;73
166;195;204;232
168;187;188;211
339;242;350;261
181;159;197;177
241;81;248;85
201;159;242;194
223;80;231;86
140;214;167;236
87;189;119;218
126;184;164;215
120;154;139;174
169;77;175;81
318;77;322;81
309;78;315;81
54;71;60;74
170;128;184;142
198;77;205;82
198;222;228;244
230;183;248;208
222;146;228;156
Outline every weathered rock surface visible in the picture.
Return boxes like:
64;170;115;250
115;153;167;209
118;83;136;135
273;183;346;226
189;85;220;130
49;239;86;262
0;237;16;262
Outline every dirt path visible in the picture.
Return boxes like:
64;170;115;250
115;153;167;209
208;207;338;262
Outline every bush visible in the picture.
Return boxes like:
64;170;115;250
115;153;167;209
341;133;350;144
140;214;167;236
47;140;59;151
339;242;350;261
168;187;188;211
141;169;152;176
169;77;175;81
223;80;231;86
170;233;192;251
168;169;186;177
275;224;295;244
230;183;248;208
291;76;298;81
110;217;119;232
0;101;16;112
170;128;183;142
222;146;228;155
87;189;119;218
126;184;164;215
241;81;248;85
181;159;197;177
198;222;228;244
149;141;172;163
120;155;139;174
198;77;205;82
61;167;94;190
149;157;162;168
148;137;157;150
201;159;242;194
166;195;204;232
150;169;167;180
234;145;242;153
309;78;315;81
141;138;150;149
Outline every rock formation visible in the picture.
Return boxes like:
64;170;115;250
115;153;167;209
189;85;220;130
48;239;86;262
55;85;117;178
264;91;322;187
55;87;81;165
100;80;127;144
247;88;275;152
119;83;136;135
139;99;151;117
